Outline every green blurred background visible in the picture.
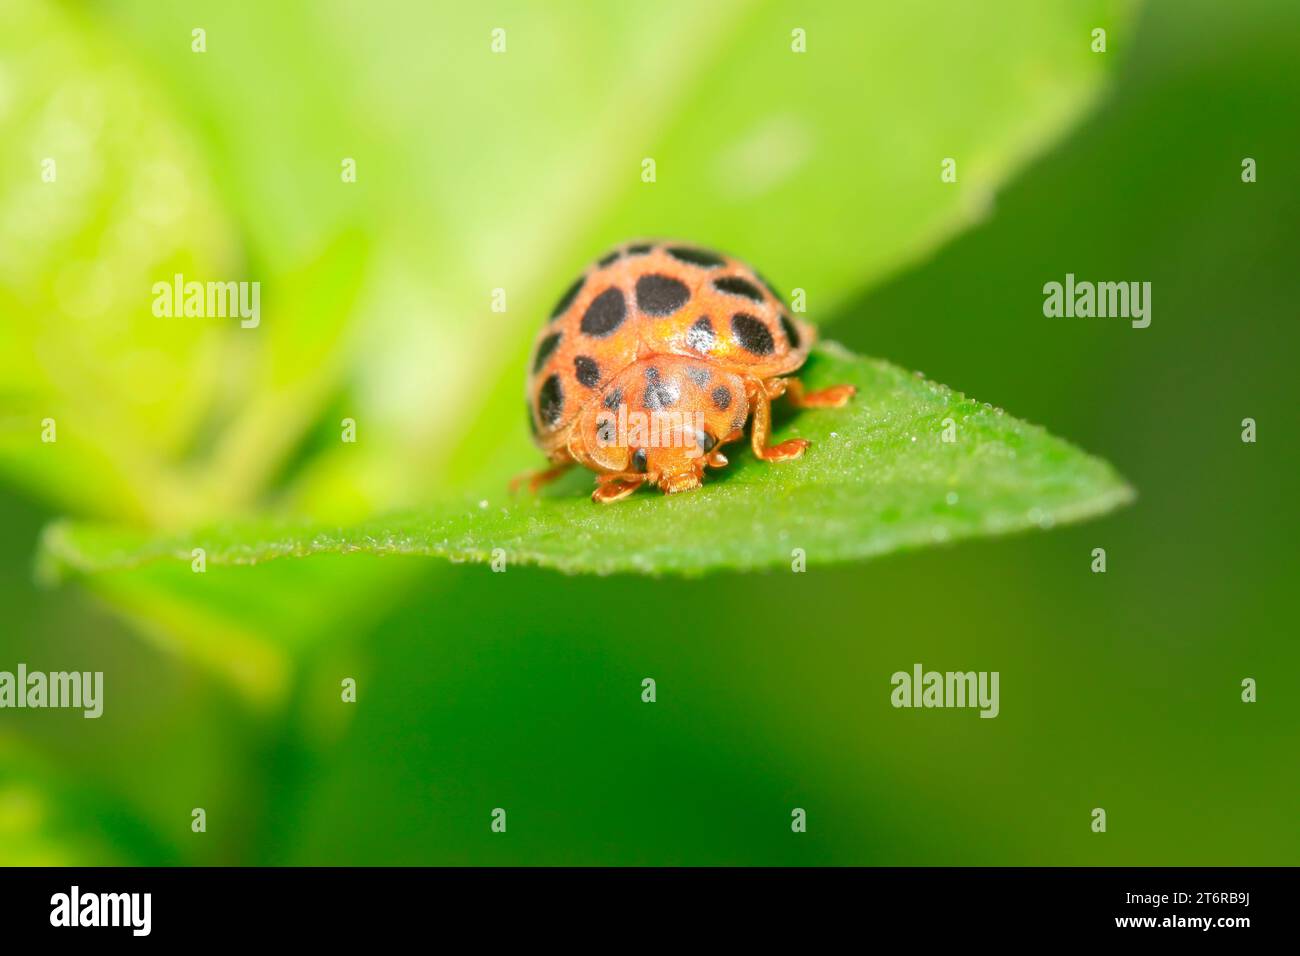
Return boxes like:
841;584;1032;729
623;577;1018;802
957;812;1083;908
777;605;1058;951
1;0;1297;864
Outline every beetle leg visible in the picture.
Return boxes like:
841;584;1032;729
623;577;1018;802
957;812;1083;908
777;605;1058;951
783;377;856;408
592;472;647;503
746;377;809;462
764;377;789;400
704;428;743;469
509;461;573;494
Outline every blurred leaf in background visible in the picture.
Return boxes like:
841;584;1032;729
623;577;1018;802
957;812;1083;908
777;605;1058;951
2;0;1133;528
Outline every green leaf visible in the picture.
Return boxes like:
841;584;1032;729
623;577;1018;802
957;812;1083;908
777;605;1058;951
39;343;1133;579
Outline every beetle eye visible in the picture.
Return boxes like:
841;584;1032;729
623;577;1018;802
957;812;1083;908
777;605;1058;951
631;448;648;473
699;431;717;453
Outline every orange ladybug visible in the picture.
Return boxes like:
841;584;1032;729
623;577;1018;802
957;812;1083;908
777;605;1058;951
519;241;855;503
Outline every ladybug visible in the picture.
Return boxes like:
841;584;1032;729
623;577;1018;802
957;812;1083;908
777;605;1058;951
519;241;855;503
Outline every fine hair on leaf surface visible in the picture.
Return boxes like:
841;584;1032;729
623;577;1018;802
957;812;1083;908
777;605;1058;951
40;342;1134;580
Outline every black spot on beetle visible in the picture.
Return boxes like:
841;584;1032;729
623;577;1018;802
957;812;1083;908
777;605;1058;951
574;355;601;388
596;249;621;267
686;365;710;387
713;276;765;303
711;384;732;411
538;373;564;426
550;276;584;319
667;246;726;268
626;244;653;256
686;316;715;353
779;313;801;349
580;287;627;337
636;274;691;316
532;331;561;373
643;371;681;411
632;448;648;472
603;385;624;410
731;312;775;355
